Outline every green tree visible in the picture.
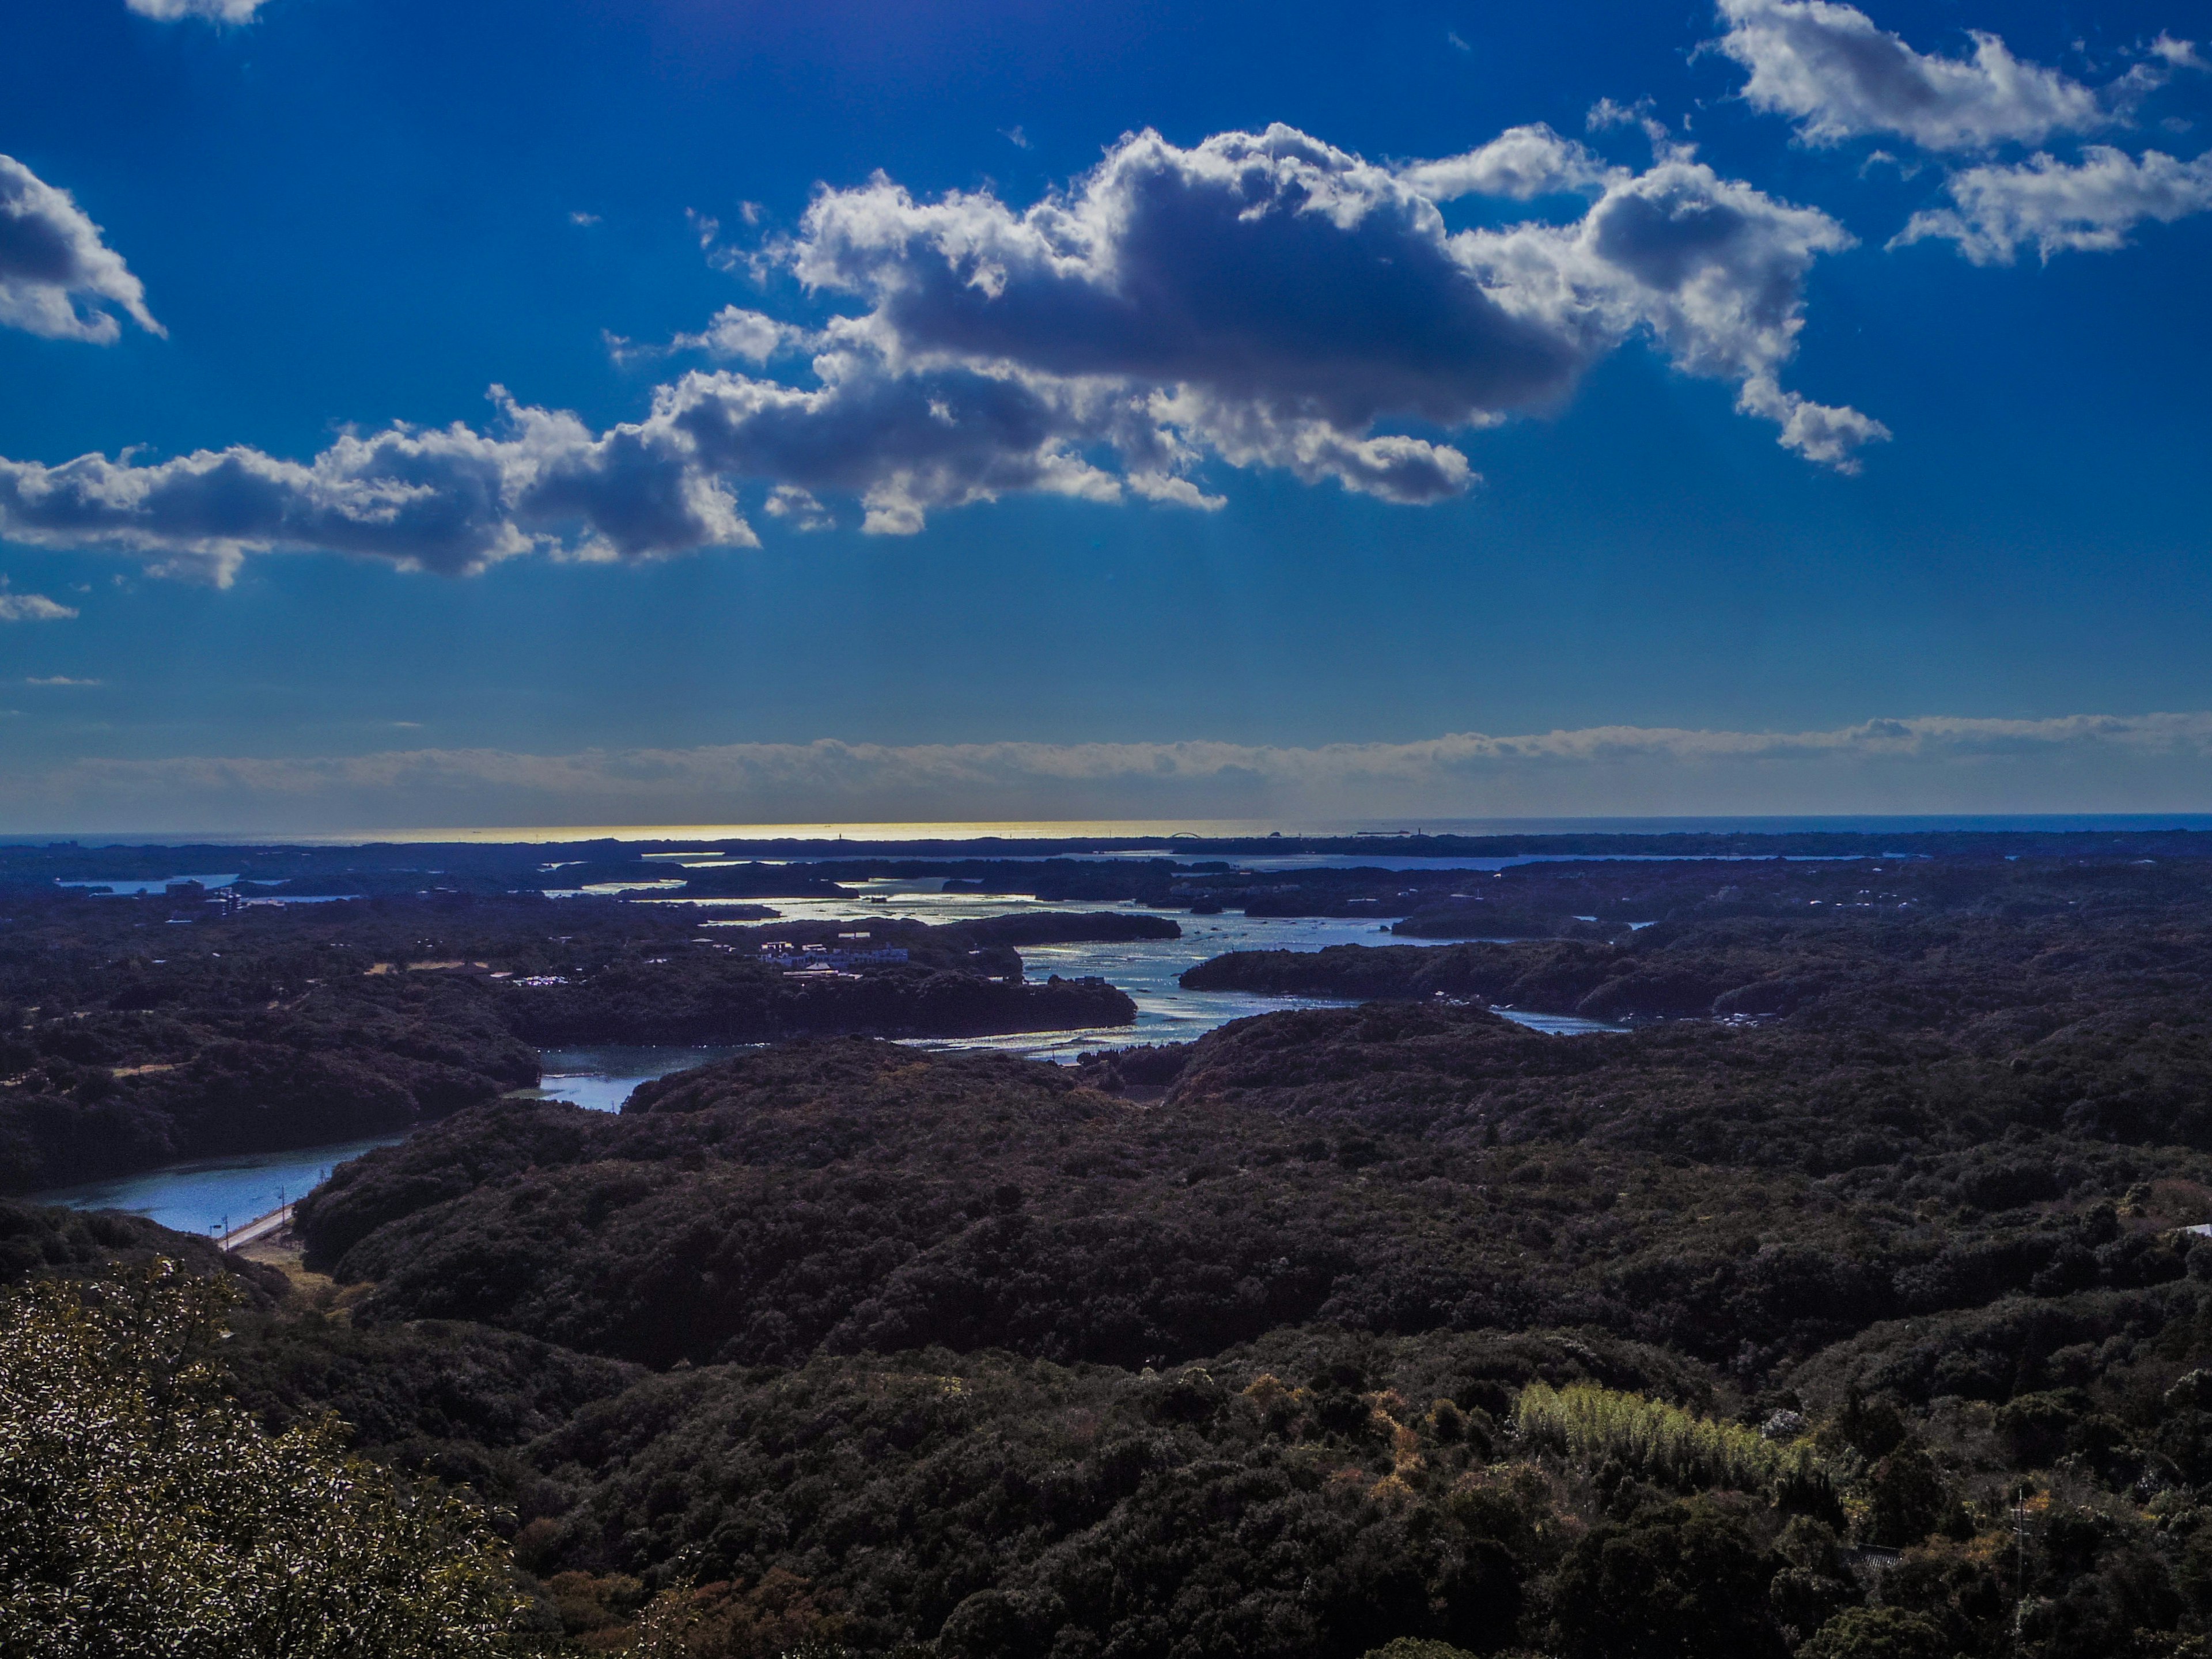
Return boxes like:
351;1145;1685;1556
1863;1446;1948;1548
0;1262;524;1657
1546;1497;1785;1659
1796;1606;1950;1659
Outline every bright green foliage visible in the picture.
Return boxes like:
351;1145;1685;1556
1514;1381;1819;1494
0;1263;524;1657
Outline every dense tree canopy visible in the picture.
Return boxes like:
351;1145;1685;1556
13;840;2212;1654
0;1264;524;1656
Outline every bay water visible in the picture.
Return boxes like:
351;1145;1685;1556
34;888;1613;1230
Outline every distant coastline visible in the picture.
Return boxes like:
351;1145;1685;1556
10;811;2212;849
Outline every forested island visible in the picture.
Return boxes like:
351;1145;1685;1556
12;832;2212;1657
0;880;1155;1191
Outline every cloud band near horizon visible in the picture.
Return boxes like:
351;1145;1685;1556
12;713;2212;834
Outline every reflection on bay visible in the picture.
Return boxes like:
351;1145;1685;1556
36;895;1613;1226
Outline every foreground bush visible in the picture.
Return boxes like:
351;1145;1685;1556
0;1263;524;1657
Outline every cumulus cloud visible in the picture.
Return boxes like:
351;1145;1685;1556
10;713;2212;831
1398;124;1615;200
1713;0;2113;151
0;120;1882;575
0;155;161;344
706;124;1880;491
124;0;271;21
668;305;819;362
0;390;751;584
1893;144;2212;262
0;581;77;621
1711;2;2211;267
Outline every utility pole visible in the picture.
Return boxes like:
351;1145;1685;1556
2013;1491;2030;1653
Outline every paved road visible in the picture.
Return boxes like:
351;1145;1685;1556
220;1203;294;1251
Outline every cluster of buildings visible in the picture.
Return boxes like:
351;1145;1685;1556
757;935;910;971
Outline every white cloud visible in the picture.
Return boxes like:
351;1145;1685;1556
124;0;272;21
0;154;162;344
0;581;77;621
777;123;1881;498
1713;0;2112;151
0;120;1881;575
0;390;752;585
610;306;819;368
1711;3;2211;267
763;484;832;531
10;713;2212;831
1458;156;1887;467
25;675;100;685
1399;124;1615;200
669;305;818;362
2151;35;2207;72
1586;97;1685;157
1893;144;2212;262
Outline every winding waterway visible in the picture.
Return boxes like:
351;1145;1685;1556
33;889;1617;1235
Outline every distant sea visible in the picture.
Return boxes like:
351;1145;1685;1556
13;813;2212;847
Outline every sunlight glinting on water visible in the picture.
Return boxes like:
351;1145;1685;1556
41;880;1620;1227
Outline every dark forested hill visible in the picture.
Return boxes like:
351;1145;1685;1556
295;1013;2211;1378
0;891;1144;1190
494;961;1132;1046
20;839;2212;1658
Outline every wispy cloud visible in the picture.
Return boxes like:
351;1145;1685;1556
1894;144;2212;262
1710;2;2212;263
9;713;2212;832
1399;123;1615;199
124;0;272;22
0;154;162;343
0;583;78;622
24;675;99;685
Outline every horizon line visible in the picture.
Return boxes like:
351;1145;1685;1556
10;812;2212;850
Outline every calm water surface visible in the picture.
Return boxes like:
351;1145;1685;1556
30;1137;407;1239
37;893;1618;1226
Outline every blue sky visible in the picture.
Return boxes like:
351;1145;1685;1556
2;0;2210;830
